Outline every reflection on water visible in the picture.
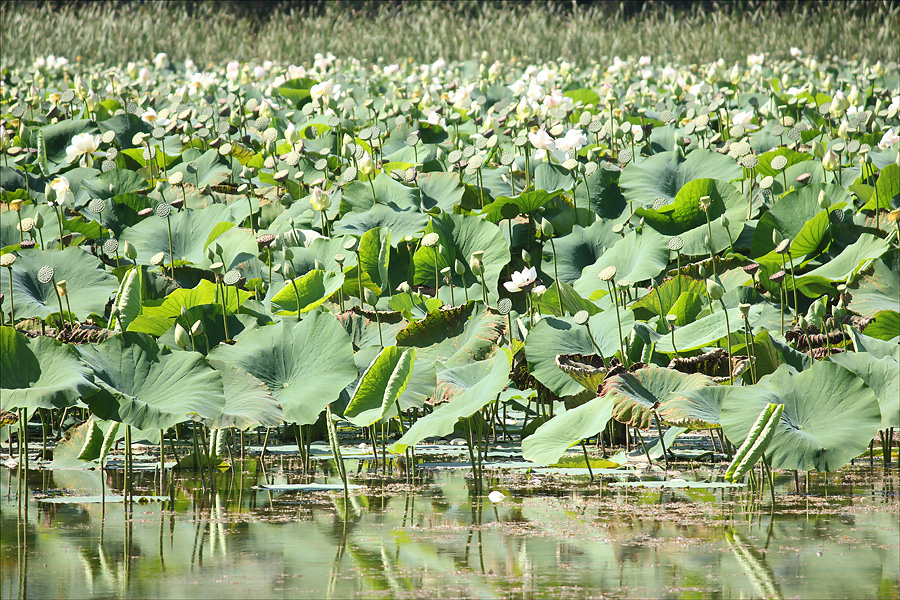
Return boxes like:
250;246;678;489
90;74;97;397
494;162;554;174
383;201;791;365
1;464;898;599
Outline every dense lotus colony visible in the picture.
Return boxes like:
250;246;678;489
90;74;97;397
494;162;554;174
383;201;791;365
0;50;898;494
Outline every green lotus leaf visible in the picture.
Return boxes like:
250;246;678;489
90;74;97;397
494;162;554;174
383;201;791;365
720;361;881;472
522;395;615;465
573;229;670;295
205;360;284;430
0;200;58;249
396;302;507;404
357;227;391;293
0;326;97;411
755;146;813;179
344;346;416;427
620;149;742;209
531;281;601;317
525;310;635;397
848;253;900;318
97;113;151;149
387;292;443;321
655;304;764;353
828;352;899;429
793;234;890;298
270;269;344;315
480;189;560;220
844;326;900;361
121;203;239;266
863;163;900;211
418;172;465;213
631;276;706;320
546;219;624;284
635;179;744;254
340;173;420;213
77;332;225;432
39;119;99;166
0;247;119;321
751;183;848;260
332;205;427;242
573;163;627;219
413;212;510;301
863;310;900;341
535;161;576;192
210;311;357;425
606;365;716;429
128;279;252;336
167;148;232;190
390;349;511;454
658;384;731;429
80;168;148;200
336;306;407;349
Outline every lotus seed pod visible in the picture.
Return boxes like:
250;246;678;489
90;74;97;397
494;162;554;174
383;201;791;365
37;265;54;283
151;252;166;266
223;270;241;286
421;232;439;248
174;322;191;348
122;240;137;260
706;278;724;300
598;266;617;282
775;239;791;254
665;314;678;325
612;223;625;235
0;254;16;268
497;298;512;315
18;217;34;233
667;236;684;251
769;270;786;284
573;309;589;325
540;217;554;237
343;237;358;252
88;198;105;213
738;303;751;319
103;238;118;255
363;287;377;306
155;202;171;219
191;320;204;336
396;281;411;293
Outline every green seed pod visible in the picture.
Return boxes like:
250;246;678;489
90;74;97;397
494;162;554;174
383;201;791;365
727;403;784;482
122;239;137;260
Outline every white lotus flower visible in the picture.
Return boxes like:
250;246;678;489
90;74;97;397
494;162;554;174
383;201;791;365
141;107;169;128
50;176;72;205
358;150;375;177
65;132;101;167
528;129;556;161
790;47;803;57
310;79;340;102
555;129;587;152
504;266;544;294
878;128;899;149
309;186;330;212
488;491;506;502
732;109;759;131
284;122;301;145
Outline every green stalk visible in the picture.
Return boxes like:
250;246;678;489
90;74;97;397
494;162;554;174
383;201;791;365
549;236;563;316
165;215;175;279
606;280;628;366
718;298;734;384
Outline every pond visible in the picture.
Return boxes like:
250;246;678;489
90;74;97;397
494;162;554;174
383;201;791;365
2;460;898;599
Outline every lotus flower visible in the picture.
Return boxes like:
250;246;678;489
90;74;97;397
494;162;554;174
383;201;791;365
310;186;330;212
878;128;899;150
732;109;759;131
528;129;557;161
504;266;545;294
65;132;101;167
50;176;72;205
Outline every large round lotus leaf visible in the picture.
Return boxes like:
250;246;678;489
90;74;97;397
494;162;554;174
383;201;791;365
39;119;99;165
77;332;226;431
390;349;511;454
332;204;428;242
522;395;615;465
0;201;59;248
0;247;119;321
548;220;624;284
340;173;420;213
751;183;850;259
619;150;742;209
480;189;560;220
828;352;900;429
270;269;345;315
635;178;745;256
720;361;881;472
396;302;506;405
573;166;627;219
655;303;764;353
573;229;670;294
793;234;890;298
525;310;635;397
0;326;97;411
659;384;732;429
166;149;232;190
848;254;900;318
120;203;238;266
205;360;284;430
413;212;510;302
336;306;408;349
418;172;465;213
210;311;358;425
605;365;716;429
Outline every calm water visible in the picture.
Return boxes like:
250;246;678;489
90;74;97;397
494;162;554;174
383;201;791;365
1;462;898;599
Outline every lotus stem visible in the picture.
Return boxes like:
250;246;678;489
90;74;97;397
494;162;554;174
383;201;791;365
634;427;653;465
220;282;231;339
325;405;349;503
653;409;670;470
581;441;594;482
165;215;175;279
288;276;301;322
246;195;255;235
548;236;563;316
7;268;14;324
743;315;757;384
605;280;628;366
718;298;734;384
785;253;799;317
54;205;64;249
583;322;607;364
